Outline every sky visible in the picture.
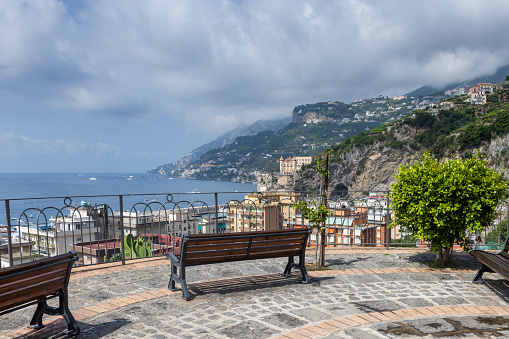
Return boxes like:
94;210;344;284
1;0;509;173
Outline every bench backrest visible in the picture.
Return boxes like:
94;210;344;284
0;251;78;313
180;228;311;267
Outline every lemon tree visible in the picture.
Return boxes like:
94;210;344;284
390;151;507;267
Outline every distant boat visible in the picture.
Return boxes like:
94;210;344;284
191;189;199;193
89;177;97;181
126;177;132;181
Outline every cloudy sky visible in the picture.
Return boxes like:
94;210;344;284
1;0;509;173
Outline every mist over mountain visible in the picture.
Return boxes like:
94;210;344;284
148;65;509;185
406;65;509;98
148;117;291;175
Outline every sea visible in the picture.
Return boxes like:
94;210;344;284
0;173;256;226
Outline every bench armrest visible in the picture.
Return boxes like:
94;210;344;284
166;253;179;264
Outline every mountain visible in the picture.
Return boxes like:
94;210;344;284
406;64;509;98
295;78;509;199
149;65;509;184
166;93;443;182
147;117;291;175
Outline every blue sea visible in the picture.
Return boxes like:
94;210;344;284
0;173;256;225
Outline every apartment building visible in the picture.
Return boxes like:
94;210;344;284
0;226;36;267
294;199;390;247
18;204;100;258
279;156;314;175
228;191;301;232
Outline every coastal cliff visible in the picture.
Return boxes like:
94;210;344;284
296;80;509;198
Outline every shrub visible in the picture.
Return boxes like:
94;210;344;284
390;152;507;267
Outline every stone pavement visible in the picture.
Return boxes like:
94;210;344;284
2;248;509;338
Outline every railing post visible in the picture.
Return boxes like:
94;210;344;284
119;195;125;265
214;193;219;233
5;200;13;267
386;194;391;249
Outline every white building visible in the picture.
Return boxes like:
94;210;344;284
18;203;99;257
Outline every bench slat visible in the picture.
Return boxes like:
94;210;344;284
187;233;307;246
0;267;68;296
187;228;309;238
0;262;69;286
0;276;64;312
0;253;73;278
185;248;302;266
186;243;303;258
185;238;306;253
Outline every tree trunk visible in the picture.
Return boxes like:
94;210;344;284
435;246;453;267
315;231;319;267
320;227;326;267
319;155;329;268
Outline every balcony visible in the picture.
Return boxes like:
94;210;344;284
1;247;507;338
2;192;509;337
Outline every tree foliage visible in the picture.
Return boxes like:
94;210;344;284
390;152;507;267
293;157;332;267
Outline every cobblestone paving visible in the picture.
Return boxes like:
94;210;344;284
2;249;509;338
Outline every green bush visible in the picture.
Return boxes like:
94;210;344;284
390;151;507;267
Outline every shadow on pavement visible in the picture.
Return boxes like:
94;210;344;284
185;273;330;299
9;319;132;339
480;279;509;305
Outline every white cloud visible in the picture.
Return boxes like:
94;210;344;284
1;0;509;171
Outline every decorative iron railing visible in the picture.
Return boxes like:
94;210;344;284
1;191;508;268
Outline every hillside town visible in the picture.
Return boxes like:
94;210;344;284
169;82;496;185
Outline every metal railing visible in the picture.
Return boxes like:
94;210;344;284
2;190;508;268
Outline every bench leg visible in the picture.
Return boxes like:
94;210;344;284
29;299;47;330
180;280;192;301
60;290;80;335
283;256;311;283
473;264;495;284
168;261;192;300
169;263;178;292
29;293;80;335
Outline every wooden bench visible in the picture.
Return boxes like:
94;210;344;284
166;228;312;300
469;235;509;284
0;251;80;335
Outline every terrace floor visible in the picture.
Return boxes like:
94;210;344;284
2;247;509;338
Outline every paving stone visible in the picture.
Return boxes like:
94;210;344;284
397;297;434;308
345;327;388;338
1;251;507;339
219;320;278;339
291;307;334;322
354;300;402;312
405;318;458;334
431;296;468;306
261;312;308;329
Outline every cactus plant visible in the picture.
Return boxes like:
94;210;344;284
123;234;151;259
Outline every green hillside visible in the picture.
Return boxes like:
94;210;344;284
170;91;449;182
326;81;509;167
159;69;509;184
